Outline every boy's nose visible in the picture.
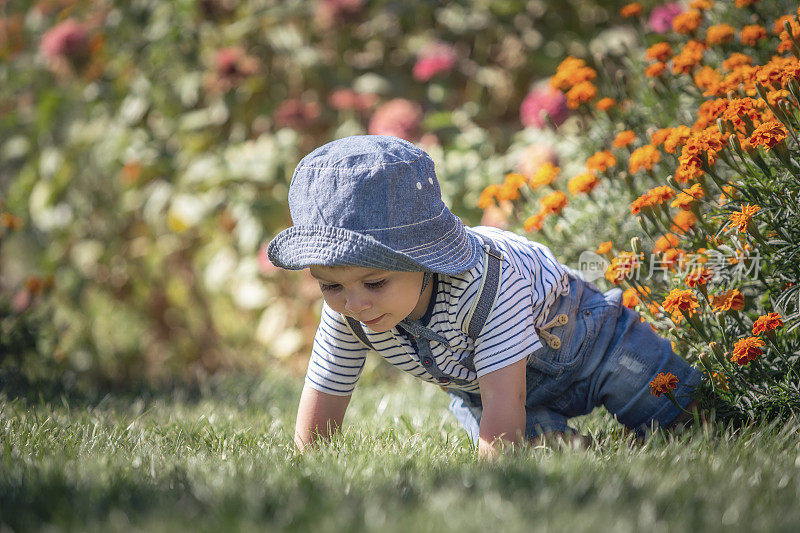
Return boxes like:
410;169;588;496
344;293;371;314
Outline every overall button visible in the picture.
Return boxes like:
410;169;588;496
584;310;592;317
422;358;433;366
437;377;450;384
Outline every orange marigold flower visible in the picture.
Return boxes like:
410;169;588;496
693;66;723;94
690;0;713;9
672;40;706;74
673;10;703;35
685;267;714;288
721;97;762;132
711;289;744;312
630;192;654;215
648;185;675;203
722;53;753;71
650;128;672;147
496;173;527;201
740;25;767;46
653;233;679;253
622;287;641;308
670;183;705;210
595;97;616;111
706;23;735;45
749;121;788;150
524;210;548;232
478;184;500;209
620;3;643;18
728;204;760;232
766;89;790;107
613;130;636;149
596;241;613;254
586;150;617;172
550;56;597;91
752;312;783;335
605;252;641;284
530;162;560;189
661;248;684;269
672;210;697;233
567;172;600;195
540;190;568;215
772;15;795;36
566;81;598;109
629;145;661;174
718;184;736;203
731;336;764;365
646;42;673;62
662;288;700;316
649;372;679;397
663;126;692;154
645;62;667;78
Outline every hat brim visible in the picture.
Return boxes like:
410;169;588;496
267;224;482;275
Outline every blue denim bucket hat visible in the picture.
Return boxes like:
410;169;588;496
267;135;482;274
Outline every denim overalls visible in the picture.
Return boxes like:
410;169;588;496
447;274;702;441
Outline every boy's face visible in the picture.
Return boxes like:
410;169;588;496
309;265;432;332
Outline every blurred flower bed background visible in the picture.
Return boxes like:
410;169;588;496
1;0;635;393
3;0;798;424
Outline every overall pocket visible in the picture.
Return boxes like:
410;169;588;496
526;278;608;377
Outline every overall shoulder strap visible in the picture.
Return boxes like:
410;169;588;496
343;315;375;351
465;233;503;341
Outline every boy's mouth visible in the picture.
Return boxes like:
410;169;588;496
362;314;386;326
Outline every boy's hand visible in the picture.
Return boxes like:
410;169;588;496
476;358;527;458
294;384;351;451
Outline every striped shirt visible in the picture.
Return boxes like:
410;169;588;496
305;226;570;396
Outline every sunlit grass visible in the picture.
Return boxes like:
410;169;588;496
3;370;800;532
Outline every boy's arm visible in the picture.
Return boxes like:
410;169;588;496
294;383;351;451
476;358;527;458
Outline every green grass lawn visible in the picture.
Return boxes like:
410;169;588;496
3;370;800;532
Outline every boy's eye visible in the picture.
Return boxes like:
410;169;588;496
364;280;386;290
319;283;341;293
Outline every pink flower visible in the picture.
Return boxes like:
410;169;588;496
413;43;458;82
520;85;569;129
368;98;423;141
274;99;321;130
212;47;259;91
39;19;88;60
648;3;683;34
327;88;377;112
